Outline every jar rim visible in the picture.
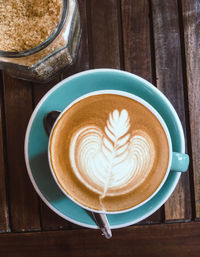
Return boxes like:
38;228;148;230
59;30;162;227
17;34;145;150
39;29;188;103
0;0;68;58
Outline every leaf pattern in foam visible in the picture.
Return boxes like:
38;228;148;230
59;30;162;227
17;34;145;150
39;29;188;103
69;108;155;198
101;109;130;197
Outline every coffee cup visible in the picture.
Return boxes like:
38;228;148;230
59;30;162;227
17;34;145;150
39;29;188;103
47;89;189;214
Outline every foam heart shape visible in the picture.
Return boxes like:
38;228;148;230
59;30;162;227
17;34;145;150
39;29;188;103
70;109;155;198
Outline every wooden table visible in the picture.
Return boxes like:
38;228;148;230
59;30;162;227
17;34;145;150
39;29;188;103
0;0;199;256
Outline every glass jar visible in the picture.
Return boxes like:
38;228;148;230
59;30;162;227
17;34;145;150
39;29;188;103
0;0;81;83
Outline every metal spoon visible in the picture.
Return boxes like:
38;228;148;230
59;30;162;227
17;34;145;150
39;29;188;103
43;111;112;239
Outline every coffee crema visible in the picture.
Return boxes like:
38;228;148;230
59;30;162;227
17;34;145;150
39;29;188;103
49;93;169;212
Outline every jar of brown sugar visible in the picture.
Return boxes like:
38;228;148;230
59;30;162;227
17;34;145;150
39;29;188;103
0;0;81;83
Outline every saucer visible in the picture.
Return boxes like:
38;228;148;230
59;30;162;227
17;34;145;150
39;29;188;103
25;69;185;229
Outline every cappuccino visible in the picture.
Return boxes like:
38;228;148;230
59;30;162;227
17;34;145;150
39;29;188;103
49;92;169;212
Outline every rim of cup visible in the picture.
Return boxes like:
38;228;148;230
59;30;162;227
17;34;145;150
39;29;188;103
48;89;173;214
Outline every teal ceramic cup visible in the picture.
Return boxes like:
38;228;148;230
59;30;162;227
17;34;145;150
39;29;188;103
47;89;189;214
24;69;190;228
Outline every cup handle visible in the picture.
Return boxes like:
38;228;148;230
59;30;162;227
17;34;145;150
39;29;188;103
171;152;189;172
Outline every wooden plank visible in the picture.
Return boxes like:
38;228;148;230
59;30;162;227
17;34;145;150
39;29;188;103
0;222;200;257
0;73;9;232
121;0;152;82
32;80;58;107
181;0;200;218
3;74;40;231
89;0;120;69
32;0;90;230
151;0;192;220
121;0;162;223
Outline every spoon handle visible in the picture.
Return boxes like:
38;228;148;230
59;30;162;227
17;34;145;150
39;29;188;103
92;212;112;239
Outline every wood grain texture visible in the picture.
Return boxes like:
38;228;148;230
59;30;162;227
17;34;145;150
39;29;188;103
32;0;90;230
32;80;58;107
0;73;9;232
151;0;192;220
181;0;200;218
89;0;121;68
121;0;152;82
0;222;200;257
121;0;162;223
3;74;40;231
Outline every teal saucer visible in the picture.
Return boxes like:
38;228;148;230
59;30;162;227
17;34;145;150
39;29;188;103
24;69;185;229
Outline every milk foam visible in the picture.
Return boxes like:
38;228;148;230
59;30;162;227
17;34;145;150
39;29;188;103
69;109;155;198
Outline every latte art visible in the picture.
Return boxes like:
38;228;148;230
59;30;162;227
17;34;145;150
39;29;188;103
69;109;155;201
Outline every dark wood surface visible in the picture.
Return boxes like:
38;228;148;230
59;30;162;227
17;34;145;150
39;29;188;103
182;0;200;219
0;0;199;256
1;222;200;257
3;75;41;232
151;0;192;221
0;74;9;232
